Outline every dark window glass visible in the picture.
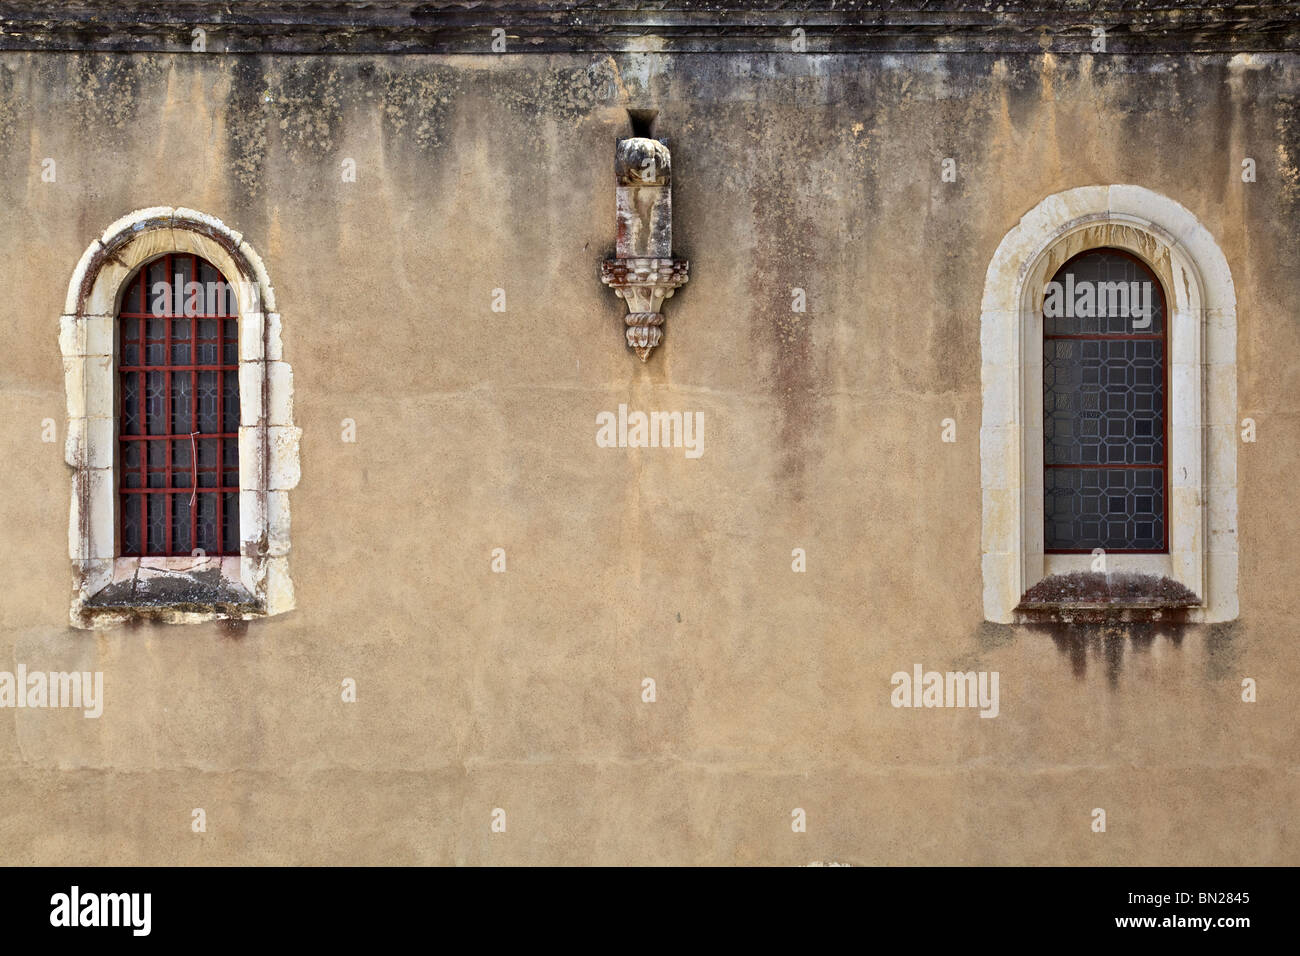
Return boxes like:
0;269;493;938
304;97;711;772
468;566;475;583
118;254;240;556
1043;249;1166;552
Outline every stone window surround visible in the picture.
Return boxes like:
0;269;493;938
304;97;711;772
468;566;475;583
980;185;1238;624
62;207;299;627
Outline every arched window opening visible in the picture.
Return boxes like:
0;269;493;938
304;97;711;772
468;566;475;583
62;207;299;627
1042;249;1167;554
118;254;240;556
978;185;1238;624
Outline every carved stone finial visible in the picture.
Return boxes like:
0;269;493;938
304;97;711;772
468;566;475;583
603;135;687;361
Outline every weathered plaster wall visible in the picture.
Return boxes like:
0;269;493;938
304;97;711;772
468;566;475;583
0;47;1297;864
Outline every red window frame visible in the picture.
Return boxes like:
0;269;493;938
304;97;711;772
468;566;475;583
117;253;240;557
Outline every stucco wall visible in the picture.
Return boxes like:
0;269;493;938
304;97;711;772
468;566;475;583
0;46;1297;864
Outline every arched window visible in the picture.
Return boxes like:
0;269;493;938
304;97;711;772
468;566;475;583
61;208;299;627
1042;249;1167;553
119;254;241;556
979;186;1238;624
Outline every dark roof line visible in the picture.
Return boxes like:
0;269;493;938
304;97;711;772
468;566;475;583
1;2;1298;54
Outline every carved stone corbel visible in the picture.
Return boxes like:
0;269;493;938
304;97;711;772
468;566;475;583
601;136;688;362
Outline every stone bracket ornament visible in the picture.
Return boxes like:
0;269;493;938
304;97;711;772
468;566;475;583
601;135;688;361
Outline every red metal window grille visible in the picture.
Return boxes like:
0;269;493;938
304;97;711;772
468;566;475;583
1042;248;1169;554
118;253;240;557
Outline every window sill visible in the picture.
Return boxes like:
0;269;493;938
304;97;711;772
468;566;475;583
78;555;262;625
1015;571;1200;624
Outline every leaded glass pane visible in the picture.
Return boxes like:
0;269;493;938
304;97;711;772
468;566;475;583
1042;249;1164;335
1044;468;1164;551
1043;249;1167;552
1044;339;1164;465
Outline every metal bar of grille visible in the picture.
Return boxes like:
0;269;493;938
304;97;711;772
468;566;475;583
121;487;240;493
115;433;239;439
164;253;173;556
137;267;147;554
215;265;224;558
188;253;199;552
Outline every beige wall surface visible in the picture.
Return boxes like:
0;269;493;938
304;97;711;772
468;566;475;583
0;48;1297;864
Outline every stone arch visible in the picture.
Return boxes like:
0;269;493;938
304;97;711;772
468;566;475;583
61;207;298;626
980;185;1237;623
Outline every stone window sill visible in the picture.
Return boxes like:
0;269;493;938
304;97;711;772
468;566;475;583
79;555;262;625
1015;571;1201;624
